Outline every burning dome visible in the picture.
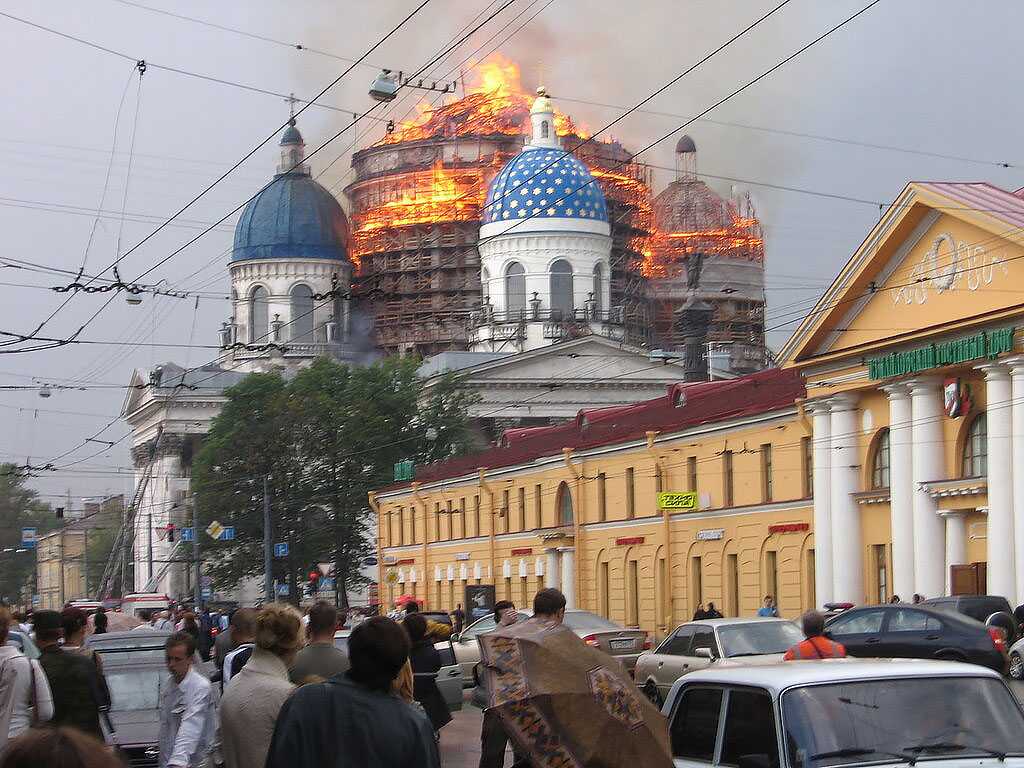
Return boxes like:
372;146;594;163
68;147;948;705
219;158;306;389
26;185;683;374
231;123;350;263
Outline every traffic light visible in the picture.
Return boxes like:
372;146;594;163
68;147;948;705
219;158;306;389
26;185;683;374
166;524;175;542
308;565;320;594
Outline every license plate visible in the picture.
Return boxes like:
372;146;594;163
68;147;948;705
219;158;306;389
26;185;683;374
609;639;635;650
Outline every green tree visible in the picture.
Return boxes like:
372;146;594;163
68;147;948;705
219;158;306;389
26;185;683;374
0;465;60;606
191;357;478;605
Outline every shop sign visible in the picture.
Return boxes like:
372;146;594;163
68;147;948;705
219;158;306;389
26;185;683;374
658;492;698;510
866;328;1014;379
381;555;398;565
697;529;724;541
615;536;645;546
454;552;471;561
768;523;809;534
511;548;533;555
397;558;415;565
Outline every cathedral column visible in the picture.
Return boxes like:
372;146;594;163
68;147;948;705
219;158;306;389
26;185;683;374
978;363;1015;600
1007;356;1024;605
881;383;914;600
939;510;968;596
829;393;862;604
545;548;560;590
559;547;576;609
908;376;946;599
807;399;833;607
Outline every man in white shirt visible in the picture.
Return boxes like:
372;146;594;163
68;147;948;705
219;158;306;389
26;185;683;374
153;610;175;631
159;632;216;768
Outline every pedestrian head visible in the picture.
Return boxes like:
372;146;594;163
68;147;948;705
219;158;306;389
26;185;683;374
230;607;257;642
0;605;10;645
137;608;152;624
800;611;826;638
493;600;516;625
165;631;196;683
404;601;420;614
912;593;923;604
33;610;62;645
61;607;89;644
0;726;124;768
403;613;427;642
889;595;901;604
764;595;774;605
254;603;303;665
707;602;716;612
307;601;337;640
532;588;566;623
347;616;410;692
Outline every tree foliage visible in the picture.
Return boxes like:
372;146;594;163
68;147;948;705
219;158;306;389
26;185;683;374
0;465;59;605
191;357;478;605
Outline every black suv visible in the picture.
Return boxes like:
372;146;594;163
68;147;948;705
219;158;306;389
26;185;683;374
918;595;1018;643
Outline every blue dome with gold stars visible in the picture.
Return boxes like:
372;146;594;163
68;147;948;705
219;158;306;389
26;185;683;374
481;147;608;227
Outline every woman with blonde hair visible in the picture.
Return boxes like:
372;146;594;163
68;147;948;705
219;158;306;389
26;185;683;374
218;603;303;768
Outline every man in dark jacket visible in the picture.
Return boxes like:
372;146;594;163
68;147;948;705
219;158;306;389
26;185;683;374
35;610;108;740
265;616;439;768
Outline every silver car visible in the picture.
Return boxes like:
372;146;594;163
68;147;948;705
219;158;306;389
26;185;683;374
635;617;803;707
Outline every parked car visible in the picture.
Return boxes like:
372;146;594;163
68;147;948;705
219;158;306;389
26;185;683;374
1005;635;1024;679
452;609;648;686
662;658;1024;768
918;595;1019;643
333;629;462;713
634;618;804;707
85;630;172;661
824;604;1008;673
102;658;165;767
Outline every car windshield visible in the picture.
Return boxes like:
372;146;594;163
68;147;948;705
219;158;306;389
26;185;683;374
105;667;163;712
562;612;619;631
718;622;804;657
782;676;1024;767
91;645;165;660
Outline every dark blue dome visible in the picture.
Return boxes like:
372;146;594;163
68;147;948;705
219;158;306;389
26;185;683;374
482;147;608;226
231;173;350;263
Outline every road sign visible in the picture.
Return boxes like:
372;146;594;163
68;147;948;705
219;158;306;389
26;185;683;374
657;492;698;510
201;587;213;599
205;521;224;539
320;577;335;592
277;584;290;597
274;542;289;558
180;527;196;542
221;526;235;541
32;595;40;606
317;562;334;577
200;576;213;587
20;527;36;547
361;556;378;567
385;570;399;585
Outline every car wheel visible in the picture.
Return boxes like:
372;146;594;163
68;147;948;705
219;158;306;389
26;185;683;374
1009;652;1024;680
642;680;663;709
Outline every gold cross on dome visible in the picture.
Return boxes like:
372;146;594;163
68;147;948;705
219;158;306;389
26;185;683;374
285;92;299;119
534;62;548;90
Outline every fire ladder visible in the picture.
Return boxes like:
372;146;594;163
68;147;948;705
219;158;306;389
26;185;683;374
96;426;163;600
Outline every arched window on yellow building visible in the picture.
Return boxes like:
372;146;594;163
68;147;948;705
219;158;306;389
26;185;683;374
961;413;988;478
870;428;890;489
557;481;574;526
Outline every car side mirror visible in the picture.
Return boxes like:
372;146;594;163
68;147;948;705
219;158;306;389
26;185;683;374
738;755;772;768
694;647;716;661
451;633;461;642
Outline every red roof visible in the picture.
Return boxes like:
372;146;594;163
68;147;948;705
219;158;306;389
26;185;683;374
381;368;805;490
916;182;1024;231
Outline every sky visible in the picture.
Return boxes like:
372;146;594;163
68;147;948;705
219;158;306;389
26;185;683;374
1;0;1022;506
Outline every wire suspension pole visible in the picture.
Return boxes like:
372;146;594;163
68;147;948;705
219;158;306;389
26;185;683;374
263;475;273;604
193;495;202;612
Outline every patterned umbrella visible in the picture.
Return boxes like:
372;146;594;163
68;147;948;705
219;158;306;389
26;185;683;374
480;618;673;768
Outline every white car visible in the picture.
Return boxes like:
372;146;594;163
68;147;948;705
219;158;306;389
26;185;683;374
662;658;1024;768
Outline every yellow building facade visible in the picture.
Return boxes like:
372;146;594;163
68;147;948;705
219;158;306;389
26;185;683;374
372;181;1024;634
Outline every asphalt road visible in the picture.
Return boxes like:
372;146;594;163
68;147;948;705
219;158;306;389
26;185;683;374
439;680;1024;768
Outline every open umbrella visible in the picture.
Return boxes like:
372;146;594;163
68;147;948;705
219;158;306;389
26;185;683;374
480;617;673;768
395;595;417;606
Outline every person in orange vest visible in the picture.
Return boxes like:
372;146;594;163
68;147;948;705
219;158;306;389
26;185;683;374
784;611;847;660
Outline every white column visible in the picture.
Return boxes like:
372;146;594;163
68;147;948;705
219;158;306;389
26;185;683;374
939;510;968;595
1008;356;1024;606
808;399;833;608
559;547;576;609
882;383;915;600
829;393;862;604
978;363;1015;600
908;376;946;599
545;548;560;590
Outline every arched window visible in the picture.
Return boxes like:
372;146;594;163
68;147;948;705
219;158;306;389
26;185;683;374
290;284;314;343
870;428;890;489
505;262;526;311
592;264;604;313
481;267;491;301
962;413;988;478
249;286;269;343
556;481;573;526
550;259;573;315
541;120;550;139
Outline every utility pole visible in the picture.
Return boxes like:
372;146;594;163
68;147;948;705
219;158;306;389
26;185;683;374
263;475;273;604
58;529;65;606
193;496;202;612
147;511;154;587
83;528;89;599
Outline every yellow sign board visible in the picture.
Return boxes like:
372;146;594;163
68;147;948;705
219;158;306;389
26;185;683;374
658;492;698;510
384;570;399;585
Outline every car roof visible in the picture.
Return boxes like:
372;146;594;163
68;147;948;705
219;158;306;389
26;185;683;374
85;630;171;646
827;603;984;626
672;658;1000;694
682;617;797;628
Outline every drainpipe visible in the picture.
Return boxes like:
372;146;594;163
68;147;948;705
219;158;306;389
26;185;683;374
647;430;672;631
412;482;427;605
562;448;583;610
367;491;382;600
478;468;495;589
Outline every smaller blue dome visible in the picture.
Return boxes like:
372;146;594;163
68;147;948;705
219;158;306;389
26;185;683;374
281;122;303;145
482;147;608;226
